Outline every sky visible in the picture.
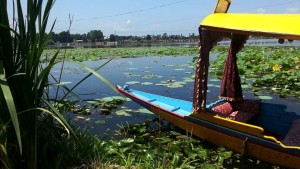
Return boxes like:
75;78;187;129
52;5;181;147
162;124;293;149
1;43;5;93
8;0;300;37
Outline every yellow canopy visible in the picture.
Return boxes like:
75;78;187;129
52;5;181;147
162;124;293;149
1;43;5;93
200;13;300;40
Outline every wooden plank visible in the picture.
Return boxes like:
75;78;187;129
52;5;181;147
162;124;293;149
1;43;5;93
214;0;231;13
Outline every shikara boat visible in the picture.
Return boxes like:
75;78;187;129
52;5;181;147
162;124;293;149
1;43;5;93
117;0;300;168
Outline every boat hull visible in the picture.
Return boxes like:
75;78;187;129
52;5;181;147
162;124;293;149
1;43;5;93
117;86;300;168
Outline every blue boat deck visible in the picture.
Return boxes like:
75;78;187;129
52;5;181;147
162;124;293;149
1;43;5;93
129;90;193;116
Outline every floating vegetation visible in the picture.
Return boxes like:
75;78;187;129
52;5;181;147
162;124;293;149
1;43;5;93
114;110;132;116
155;83;168;86
167;83;184;88
241;84;250;89
95;120;275;168
142;74;156;79
87;96;128;114
182;77;194;83
174;68;185;71
43;47;198;62
126;68;138;70
73;105;91;115
257;95;273;100
75;116;91;121
125;81;140;85
95;120;107;124
141;82;153;85
211;46;300;98
137;108;153;115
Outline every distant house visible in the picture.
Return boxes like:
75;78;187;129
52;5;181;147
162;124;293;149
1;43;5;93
75;40;83;47
106;41;117;46
95;42;105;46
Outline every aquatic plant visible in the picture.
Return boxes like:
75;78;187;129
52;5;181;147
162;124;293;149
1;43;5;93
43;46;199;62
211;46;300;98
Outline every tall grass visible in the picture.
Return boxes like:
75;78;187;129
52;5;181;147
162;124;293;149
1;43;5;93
0;0;114;168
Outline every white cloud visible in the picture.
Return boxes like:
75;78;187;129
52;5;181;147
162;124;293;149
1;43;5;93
257;8;266;13
126;19;131;25
286;7;300;13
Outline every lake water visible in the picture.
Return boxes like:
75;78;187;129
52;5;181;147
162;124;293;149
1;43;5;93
49;55;300;138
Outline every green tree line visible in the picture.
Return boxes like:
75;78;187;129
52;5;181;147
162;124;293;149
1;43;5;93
47;30;198;45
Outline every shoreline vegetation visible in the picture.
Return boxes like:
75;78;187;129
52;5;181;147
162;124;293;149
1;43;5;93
43;46;199;62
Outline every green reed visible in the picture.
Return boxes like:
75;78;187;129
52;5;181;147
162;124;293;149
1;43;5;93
0;0;109;168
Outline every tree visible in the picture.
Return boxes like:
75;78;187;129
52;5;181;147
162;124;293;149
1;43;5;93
146;34;152;41
163;33;168;40
88;30;104;42
49;31;58;42
109;34;116;42
58;31;73;43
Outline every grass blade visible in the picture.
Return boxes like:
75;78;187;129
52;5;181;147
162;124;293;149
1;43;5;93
72;61;117;92
41;99;77;140
0;62;22;153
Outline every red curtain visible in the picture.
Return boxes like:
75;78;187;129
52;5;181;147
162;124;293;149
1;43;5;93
193;29;224;113
219;34;248;101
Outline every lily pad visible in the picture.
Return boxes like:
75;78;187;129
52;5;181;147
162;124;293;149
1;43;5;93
241;84;249;88
142;75;155;79
126;81;140;85
173;81;187;85
126;68;138;70
167;83;183;88
138;108;153;114
182;77;194;83
114;110;132;116
155;83;168;86
258;95;273;100
141;82;153;85
174;68;185;71
95;120;106;124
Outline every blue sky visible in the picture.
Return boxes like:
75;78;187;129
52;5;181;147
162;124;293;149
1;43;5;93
9;0;300;37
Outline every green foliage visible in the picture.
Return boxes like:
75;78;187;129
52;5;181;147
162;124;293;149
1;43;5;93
0;0;62;168
211;46;300;98
62;120;276;169
87;96;128;114
42;46;199;62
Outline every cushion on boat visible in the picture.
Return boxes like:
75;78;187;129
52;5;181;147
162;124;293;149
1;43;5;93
282;119;300;146
211;102;233;115
231;99;261;115
231;99;261;116
228;111;257;123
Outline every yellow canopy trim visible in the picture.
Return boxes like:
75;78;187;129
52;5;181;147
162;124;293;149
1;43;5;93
200;13;300;40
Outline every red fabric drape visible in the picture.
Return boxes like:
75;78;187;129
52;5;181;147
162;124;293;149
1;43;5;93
193;29;224;113
219;34;248;101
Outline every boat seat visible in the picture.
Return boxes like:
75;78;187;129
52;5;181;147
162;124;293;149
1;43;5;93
209;99;260;123
282;119;300;146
